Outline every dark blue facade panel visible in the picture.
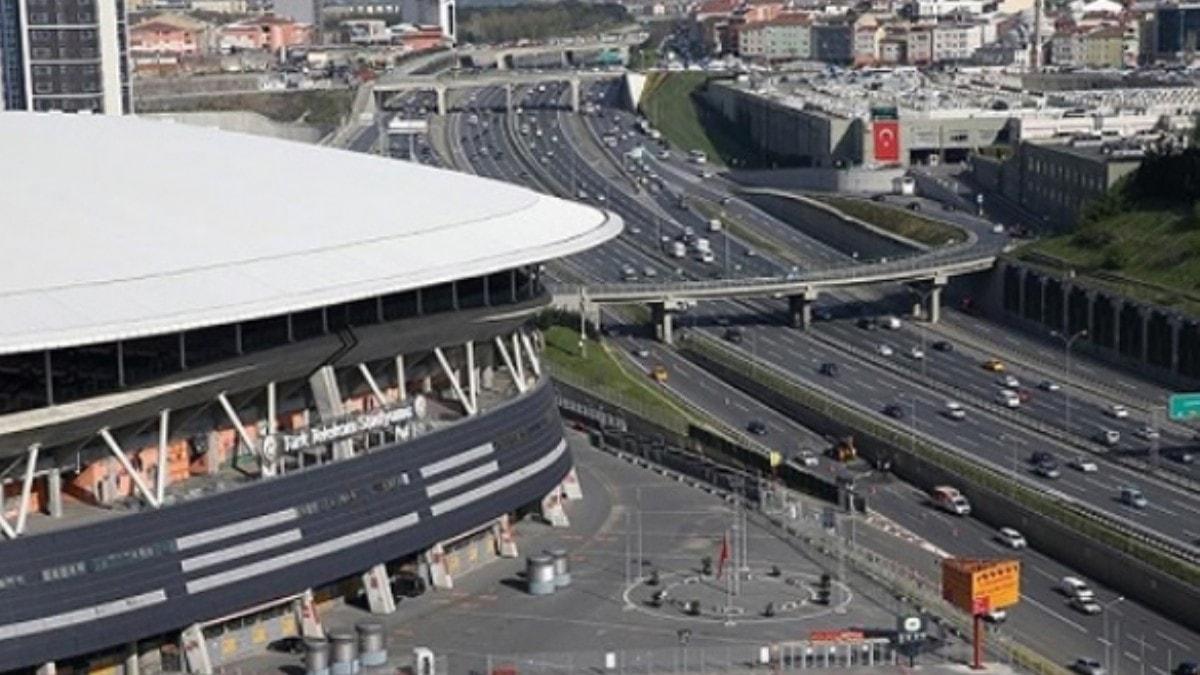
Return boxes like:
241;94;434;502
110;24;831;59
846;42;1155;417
0;383;568;670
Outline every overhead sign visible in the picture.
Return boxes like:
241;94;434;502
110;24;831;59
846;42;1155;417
1168;393;1200;421
769;451;782;468
873;121;900;163
941;558;1020;614
388;118;429;135
269;398;423;455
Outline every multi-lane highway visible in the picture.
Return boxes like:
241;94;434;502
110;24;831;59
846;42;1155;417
361;74;1198;673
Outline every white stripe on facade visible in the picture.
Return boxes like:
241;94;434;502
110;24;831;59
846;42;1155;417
175;508;299;551
185;513;420;595
180;529;303;573
419;443;494;479
425;461;499;498
431;441;566;517
0;590;167;641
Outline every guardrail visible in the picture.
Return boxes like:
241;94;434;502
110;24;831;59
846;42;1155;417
680;331;1200;586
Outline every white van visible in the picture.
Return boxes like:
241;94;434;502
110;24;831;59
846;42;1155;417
931;486;971;516
1060;576;1095;601
708;218;723;232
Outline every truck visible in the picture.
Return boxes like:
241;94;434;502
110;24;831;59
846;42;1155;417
931;486;971;515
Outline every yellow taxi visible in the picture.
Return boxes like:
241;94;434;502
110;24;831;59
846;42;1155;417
982;358;1006;372
651;365;669;383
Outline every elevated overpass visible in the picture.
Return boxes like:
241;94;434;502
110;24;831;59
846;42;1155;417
375;69;623;114
558;251;998;342
454;35;639;70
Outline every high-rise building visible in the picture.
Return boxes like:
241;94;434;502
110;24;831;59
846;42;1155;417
0;0;131;113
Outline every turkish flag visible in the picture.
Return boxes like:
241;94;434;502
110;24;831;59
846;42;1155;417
873;121;900;163
716;533;730;580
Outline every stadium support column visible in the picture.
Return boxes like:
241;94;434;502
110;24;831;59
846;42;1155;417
787;288;819;330
46;466;63;518
99;429;161;509
434;346;477;416
504;83;514;113
294;589;325;638
217;392;275;477
466;341;479;413
423;542;454;589
492;514;519;558
309;366;354;461
494;335;526;393
181;624;213;675
125;643;141;675
361;564;397;615
157;409;170;504
435;84;448;116
518;331;542;378
35;663;56;675
15;444;40;534
395;355;408;402
358;363;389;407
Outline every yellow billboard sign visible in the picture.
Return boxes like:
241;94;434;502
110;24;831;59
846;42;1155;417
769;451;782;468
941;558;1021;614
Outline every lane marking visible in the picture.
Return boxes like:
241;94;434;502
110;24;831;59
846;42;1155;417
1022;595;1089;633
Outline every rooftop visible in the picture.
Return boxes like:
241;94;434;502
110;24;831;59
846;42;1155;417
0;113;621;356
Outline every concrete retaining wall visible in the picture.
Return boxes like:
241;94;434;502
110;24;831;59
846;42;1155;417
727;167;904;194
738;191;919;261
144;111;326;144
682;345;1200;633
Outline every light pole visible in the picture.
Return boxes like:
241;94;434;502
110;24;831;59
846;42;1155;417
1102;595;1126;675
1051;329;1088;433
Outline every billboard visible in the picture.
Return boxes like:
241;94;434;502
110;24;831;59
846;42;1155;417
941;558;1021;614
873;121;900;163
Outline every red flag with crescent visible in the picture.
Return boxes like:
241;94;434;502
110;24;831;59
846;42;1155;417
873;121;900;162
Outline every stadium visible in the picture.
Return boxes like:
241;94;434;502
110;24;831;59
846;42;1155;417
0;112;620;673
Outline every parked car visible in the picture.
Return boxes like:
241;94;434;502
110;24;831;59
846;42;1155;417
997;527;1027;549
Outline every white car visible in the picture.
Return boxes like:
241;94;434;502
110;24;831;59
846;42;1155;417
1039;380;1061;392
997;527;1027;549
1068;456;1099;472
909;346;926;360
997;374;1021;388
995;390;1021;408
794;451;819;467
1105;404;1129;419
877;344;894;357
1060;576;1095;601
944;401;966;420
1133;425;1159;441
1070;597;1103;615
991;223;1006;234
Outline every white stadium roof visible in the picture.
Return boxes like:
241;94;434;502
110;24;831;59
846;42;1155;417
0;112;621;356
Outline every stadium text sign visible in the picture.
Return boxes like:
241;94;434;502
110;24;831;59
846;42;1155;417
278;405;416;454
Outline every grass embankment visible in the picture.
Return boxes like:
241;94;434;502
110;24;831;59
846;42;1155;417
542;325;692;433
1016;209;1200;316
139;89;354;129
812;195;967;248
687;196;796;264
640;72;762;168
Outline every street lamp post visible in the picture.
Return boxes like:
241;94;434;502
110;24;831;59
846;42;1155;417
1102;595;1126;674
1051;329;1088;433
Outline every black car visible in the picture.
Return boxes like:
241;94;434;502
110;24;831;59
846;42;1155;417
1030;450;1055;465
884;404;905;419
906;202;922;211
820;362;839;377
1174;662;1199;675
747;420;768;435
392;571;427;599
870;194;887;202
724;327;744;344
857;317;878;331
932;340;954;352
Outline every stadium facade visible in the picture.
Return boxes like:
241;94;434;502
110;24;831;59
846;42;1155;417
0;113;620;673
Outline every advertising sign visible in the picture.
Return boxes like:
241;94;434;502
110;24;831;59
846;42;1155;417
941;558;1020;613
270;397;423;455
1168;393;1200;421
873;121;900;163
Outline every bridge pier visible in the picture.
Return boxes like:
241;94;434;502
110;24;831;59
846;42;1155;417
504;83;514;113
570;77;581;113
910;276;946;323
651;302;675;344
435;85;448;116
787;288;819;330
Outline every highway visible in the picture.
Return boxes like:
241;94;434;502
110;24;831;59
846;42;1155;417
370;78;1199;672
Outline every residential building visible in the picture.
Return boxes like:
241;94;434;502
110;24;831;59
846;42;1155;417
219;15;313;52
739;0;784;23
853;23;883;64
907;26;933;63
916;0;986;18
0;0;131;113
1083;24;1125;66
878;34;907;63
811;20;853;62
191;0;249;12
274;0;322;24
931;22;982;61
129;16;209;58
1051;28;1084;65
738;13;811;60
1152;2;1200;60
